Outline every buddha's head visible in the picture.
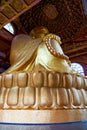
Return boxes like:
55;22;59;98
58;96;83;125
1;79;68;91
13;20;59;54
30;26;49;39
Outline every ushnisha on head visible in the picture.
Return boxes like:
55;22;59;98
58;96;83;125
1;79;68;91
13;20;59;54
30;26;49;39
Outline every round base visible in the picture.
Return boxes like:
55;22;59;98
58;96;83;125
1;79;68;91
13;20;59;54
0;109;87;130
0;109;87;123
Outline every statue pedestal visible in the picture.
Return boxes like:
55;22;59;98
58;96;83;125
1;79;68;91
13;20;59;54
0;110;87;130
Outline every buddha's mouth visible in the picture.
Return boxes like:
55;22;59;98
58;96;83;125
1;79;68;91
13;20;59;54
0;71;87;110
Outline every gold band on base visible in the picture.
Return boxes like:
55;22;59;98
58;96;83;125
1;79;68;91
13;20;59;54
0;109;87;123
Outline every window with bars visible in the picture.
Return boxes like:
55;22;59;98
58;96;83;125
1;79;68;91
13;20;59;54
71;63;84;75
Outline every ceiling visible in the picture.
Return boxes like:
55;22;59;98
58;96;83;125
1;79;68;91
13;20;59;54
19;0;86;42
0;0;87;59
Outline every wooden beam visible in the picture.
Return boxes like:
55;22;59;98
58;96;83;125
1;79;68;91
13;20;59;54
0;28;14;42
69;51;87;58
0;0;42;28
65;45;87;54
71;58;87;65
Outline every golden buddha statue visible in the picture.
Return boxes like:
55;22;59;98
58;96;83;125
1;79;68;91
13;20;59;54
0;26;87;125
5;26;74;73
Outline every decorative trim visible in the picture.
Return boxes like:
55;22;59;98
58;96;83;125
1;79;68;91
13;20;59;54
43;34;69;61
0;71;87;109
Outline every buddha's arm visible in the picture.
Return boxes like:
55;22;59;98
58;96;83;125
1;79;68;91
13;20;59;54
35;34;74;73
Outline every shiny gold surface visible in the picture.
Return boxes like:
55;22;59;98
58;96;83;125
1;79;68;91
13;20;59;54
5;27;75;73
0;71;87;109
0;27;86;110
0;109;87;123
0;27;87;123
1;27;84;110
